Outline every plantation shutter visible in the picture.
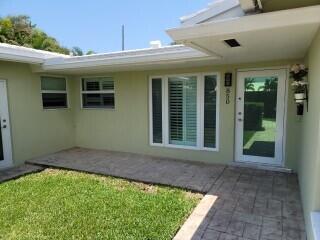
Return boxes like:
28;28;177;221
169;76;197;146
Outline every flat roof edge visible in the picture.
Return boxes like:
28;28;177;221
167;5;320;41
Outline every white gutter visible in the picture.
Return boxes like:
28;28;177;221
42;45;213;71
0;43;68;64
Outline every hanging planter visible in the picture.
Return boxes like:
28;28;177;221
290;64;309;115
294;93;306;103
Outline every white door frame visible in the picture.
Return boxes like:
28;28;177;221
0;80;13;169
235;69;287;166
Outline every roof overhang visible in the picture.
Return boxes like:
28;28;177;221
180;0;242;26
167;5;320;64
40;45;217;74
0;43;68;65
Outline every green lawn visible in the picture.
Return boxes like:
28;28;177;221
0;169;201;240
243;118;276;148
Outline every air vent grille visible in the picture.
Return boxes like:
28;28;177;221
224;39;241;48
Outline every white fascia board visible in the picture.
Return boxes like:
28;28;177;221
168;5;320;41
181;0;240;26
0;53;44;64
42;45;214;71
0;43;69;64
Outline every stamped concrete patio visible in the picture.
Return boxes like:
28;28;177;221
26;147;305;240
27;147;226;193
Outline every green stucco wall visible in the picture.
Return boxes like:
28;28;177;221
0;59;303;171
71;60;301;170
261;0;320;12
298;28;320;240
0;61;75;165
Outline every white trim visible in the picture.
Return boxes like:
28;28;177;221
40;75;69;110
43;45;211;71
149;72;220;152
180;0;241;26
163;77;169;146
199;75;205;149
230;162;292;173
0;80;13;169
235;68;287;166
0;43;68;64
167;5;320;42
148;77;153;146
237;65;290;72
215;73;221;151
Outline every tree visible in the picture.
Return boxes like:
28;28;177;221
71;46;83;56
0;15;95;55
258;78;278;92
86;50;96;55
245;78;255;91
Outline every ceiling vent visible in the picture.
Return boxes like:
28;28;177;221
224;39;241;48
239;0;263;13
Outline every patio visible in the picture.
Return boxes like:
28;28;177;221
23;147;306;240
27;147;226;193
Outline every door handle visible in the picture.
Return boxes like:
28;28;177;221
238;118;243;122
2;125;6;129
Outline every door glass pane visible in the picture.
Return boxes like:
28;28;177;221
169;76;197;146
0;121;3;161
243;76;278;158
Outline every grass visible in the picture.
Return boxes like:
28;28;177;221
243;118;276;148
0;169;202;240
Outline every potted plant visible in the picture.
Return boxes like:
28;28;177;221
290;64;308;115
290;64;308;102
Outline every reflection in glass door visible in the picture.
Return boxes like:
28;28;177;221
243;77;278;158
236;70;286;166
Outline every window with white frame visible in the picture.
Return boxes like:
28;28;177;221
41;76;68;109
81;77;115;109
149;73;219;150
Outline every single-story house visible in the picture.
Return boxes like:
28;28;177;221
0;0;320;239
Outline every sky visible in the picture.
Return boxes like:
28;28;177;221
0;0;211;53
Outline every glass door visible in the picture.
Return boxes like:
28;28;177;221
235;69;286;166
0;122;3;161
0;80;12;169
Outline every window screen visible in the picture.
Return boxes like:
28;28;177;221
41;76;67;109
81;77;115;109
